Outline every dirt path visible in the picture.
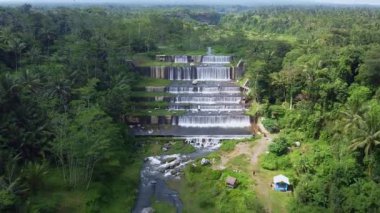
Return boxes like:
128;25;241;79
215;142;253;170
213;118;284;213
253;136;275;213
214;135;273;169
216;118;274;170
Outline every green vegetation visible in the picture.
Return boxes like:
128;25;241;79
132;101;170;108
220;137;257;152
223;7;380;212
226;154;251;173
130;91;173;97
1;3;380;212
170;161;263;213
134;77;171;87
219;140;238;152
152;199;176;213
262;118;280;133
139;137;196;156
169;138;262;212
268;137;289;156
128;109;185;116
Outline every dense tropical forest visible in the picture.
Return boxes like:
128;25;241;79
1;3;380;212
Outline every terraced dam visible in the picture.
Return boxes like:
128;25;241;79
132;51;252;213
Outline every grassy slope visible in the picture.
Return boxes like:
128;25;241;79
134;77;171;88
168;136;295;213
130;92;172;98
132;101;170;108
127;109;186;116
253;167;293;213
168;138;264;213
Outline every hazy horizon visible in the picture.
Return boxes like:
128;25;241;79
0;0;380;6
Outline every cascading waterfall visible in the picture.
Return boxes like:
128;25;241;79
149;66;232;81
174;96;242;104
176;115;251;128
185;137;221;149
196;67;230;81
202;56;231;64
169;53;250;132
169;104;245;112
133;51;251;213
168;86;241;94
168;67;194;80
174;55;188;63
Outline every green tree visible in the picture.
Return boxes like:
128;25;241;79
52;106;121;188
269;137;289;156
357;46;380;88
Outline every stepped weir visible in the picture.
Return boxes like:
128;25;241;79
132;49;252;213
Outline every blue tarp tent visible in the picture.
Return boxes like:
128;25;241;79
273;174;289;192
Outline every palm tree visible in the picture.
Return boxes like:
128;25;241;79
7;38;26;72
271;68;303;109
26;47;42;65
17;69;43;93
342;103;380;176
45;77;72;112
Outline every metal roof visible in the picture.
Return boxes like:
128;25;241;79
273;174;290;185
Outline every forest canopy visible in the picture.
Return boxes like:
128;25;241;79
0;4;380;212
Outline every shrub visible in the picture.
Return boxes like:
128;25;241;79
0;190;16;210
22;162;48;193
28;193;61;213
261;153;279;170
269;105;286;118
199;200;215;209
262;118;280;133
205;170;222;180
276;155;292;170
269;137;289;156
261;153;291;170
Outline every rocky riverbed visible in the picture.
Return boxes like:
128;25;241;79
132;139;220;213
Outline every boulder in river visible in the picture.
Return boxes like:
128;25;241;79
165;157;177;163
201;158;210;165
158;167;165;173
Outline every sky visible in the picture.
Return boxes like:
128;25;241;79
0;0;379;6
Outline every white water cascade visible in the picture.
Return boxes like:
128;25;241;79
149;66;232;81
174;96;242;104
169;104;245;112
185;137;221;149
196;67;230;81
133;51;251;213
202;56;231;64
176;115;251;128
174;55;188;63
168;67;194;80
168;86;241;94
170;52;250;130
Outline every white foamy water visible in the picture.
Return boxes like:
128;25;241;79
177;115;251;128
168;86;241;94
196;67;230;81
169;104;245;112
174;96;241;104
185;137;221;149
174;55;188;63
202;55;231;64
